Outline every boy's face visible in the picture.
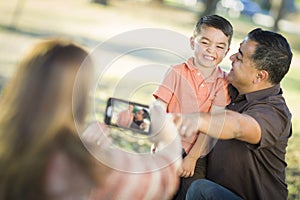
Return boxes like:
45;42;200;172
190;26;230;69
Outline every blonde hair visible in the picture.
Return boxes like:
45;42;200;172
0;39;104;199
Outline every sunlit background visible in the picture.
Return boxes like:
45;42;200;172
0;0;299;198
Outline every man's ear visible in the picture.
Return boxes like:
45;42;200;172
190;36;195;50
254;70;269;83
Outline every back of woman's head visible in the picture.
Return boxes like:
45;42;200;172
0;39;97;199
0;39;92;136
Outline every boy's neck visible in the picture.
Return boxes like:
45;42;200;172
198;67;216;78
193;60;217;78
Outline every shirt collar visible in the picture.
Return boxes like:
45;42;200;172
186;57;226;82
229;84;282;102
186;57;198;72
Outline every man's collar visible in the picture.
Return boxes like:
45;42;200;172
229;84;281;102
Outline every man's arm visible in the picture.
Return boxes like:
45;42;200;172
180;104;225;162
174;109;261;144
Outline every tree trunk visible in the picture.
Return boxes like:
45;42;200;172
200;0;218;18
152;0;164;3
271;0;285;32
91;0;108;6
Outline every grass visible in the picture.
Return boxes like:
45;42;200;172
282;67;300;199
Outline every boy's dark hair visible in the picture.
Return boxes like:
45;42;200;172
247;28;293;84
194;15;233;46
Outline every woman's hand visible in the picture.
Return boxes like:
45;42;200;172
149;102;179;150
81;122;111;146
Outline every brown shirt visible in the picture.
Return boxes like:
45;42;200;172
207;84;292;200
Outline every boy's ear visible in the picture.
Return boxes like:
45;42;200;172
190;36;195;50
225;47;230;56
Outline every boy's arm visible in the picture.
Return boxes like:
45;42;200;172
179;105;225;178
179;134;202;178
155;98;167;110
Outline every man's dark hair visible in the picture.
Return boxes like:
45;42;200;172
248;28;293;84
142;108;150;119
194;14;233;46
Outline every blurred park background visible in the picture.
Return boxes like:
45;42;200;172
0;0;299;199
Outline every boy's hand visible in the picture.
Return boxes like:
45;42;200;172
178;155;198;178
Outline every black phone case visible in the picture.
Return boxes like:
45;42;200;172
104;97;150;135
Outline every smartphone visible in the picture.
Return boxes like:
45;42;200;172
104;97;151;135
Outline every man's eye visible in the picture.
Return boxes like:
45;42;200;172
217;46;225;49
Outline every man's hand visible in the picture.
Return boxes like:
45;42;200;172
173;113;201;138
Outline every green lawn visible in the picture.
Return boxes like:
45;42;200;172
282;67;300;199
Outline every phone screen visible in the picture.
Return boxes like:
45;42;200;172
105;98;151;135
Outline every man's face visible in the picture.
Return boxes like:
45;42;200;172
190;26;230;69
134;110;144;121
227;38;259;93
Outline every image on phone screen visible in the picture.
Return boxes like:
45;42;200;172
105;98;151;135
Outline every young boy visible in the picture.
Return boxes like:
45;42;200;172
153;15;233;199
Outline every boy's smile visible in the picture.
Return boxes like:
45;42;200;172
190;26;230;70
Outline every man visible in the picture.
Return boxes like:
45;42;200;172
174;28;293;199
130;109;150;132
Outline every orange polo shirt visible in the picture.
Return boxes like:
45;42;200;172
153;57;230;153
